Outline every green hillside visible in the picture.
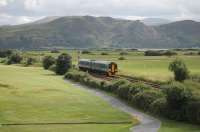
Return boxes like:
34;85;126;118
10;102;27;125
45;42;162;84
0;16;200;49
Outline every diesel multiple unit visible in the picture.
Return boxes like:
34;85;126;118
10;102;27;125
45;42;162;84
78;59;118;76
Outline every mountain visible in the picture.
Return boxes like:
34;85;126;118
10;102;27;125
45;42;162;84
0;16;199;49
141;18;171;26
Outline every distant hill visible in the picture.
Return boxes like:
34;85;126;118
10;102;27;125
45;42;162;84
0;16;199;49
141;18;171;26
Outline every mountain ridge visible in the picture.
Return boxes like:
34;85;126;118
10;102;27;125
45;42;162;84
0;16;199;49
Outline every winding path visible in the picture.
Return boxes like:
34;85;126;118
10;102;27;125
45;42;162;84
67;80;161;132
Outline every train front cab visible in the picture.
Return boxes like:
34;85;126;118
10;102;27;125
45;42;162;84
108;62;118;76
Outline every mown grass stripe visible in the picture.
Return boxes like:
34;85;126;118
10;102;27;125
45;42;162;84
1;121;132;126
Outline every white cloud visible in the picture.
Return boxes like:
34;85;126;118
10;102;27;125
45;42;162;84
0;13;40;25
0;0;200;25
0;0;8;7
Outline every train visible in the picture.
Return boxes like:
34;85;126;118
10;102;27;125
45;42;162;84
78;59;118;76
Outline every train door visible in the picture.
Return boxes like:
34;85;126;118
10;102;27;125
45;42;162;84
111;64;115;74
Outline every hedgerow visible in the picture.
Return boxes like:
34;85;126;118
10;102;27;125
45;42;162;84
65;70;200;124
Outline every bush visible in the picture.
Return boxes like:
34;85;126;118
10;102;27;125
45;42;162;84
118;56;126;60
163;82;192;109
101;52;109;55
56;53;72;75
169;59;189;82
145;50;177;56
131;90;163;111
25;57;35;66
51;49;60;53
0;50;12;58
7;53;22;65
82;50;91;54
150;98;167;115
185;100;200;124
198;51;200;55
49;64;56;72
42;56;55;70
120;52;128;56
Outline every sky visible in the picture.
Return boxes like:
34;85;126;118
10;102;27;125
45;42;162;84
0;0;200;25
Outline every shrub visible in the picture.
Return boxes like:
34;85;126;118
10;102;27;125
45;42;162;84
51;49;60;53
110;79;130;93
185;100;200;124
7;53;22;64
169;59;189;82
198;51;200;55
49;64;56;72
0;50;12;58
150;98;167;115
118;56;126;60
163;82;192;110
101;52;109;55
145;50;177;56
128;83;149;100
117;83;132;100
82;50;91;54
55;53;72;75
25;57;35;66
131;90;163;111
42;56;55;70
120;52;128;56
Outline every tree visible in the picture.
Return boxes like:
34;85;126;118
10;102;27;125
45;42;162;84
25;57;35;66
55;53;72;75
163;82;192;109
169;59;189;82
7;53;22;64
42;56;55;70
0;50;13;58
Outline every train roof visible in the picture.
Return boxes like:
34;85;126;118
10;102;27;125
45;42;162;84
79;59;116;65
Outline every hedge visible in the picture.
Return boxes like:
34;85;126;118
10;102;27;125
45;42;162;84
65;70;200;124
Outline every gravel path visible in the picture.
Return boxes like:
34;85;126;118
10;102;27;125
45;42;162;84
67;80;161;132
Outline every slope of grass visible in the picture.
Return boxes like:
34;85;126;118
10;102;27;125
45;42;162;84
0;65;135;132
159;119;200;132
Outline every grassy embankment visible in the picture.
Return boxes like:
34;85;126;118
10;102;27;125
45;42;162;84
0;65;137;132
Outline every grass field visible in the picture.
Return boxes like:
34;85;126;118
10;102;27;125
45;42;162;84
0;65;136;132
159;119;200;132
22;50;200;81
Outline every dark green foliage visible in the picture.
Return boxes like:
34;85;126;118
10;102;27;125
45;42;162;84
169;59;189;82
7;53;22;64
145;50;177;56
118;57;126;60
51;49;60;53
42;56;55;70
150;98;167;115
25;57;35;66
49;64;56;72
120;52;128;56
0;50;13;58
131;90;163;111
82;50;91;54
163;82;192;109
101;52;109;55
185;100;200;124
198;51;200;55
55;53;72;75
65;69;200;124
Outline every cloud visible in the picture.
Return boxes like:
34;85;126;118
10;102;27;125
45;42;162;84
0;0;200;25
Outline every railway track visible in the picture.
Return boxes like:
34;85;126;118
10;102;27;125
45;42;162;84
89;73;161;89
118;75;161;89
